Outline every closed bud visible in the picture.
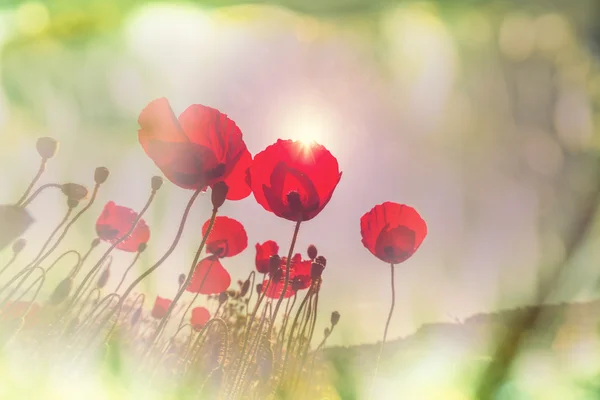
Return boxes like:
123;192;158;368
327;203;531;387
131;308;142;326
61;183;88;201
331;311;340;326
97;266;110;289
36;137;59;159
12;238;26;253
291;279;302;292
67;199;79;209
307;244;318;260
178;273;186;287
269;255;281;275
94;167;109;184
151;176;163;191
256;283;263;294
91;238;100;248
324;327;330;337
310;262;325;280
219;291;228;305
315;255;327;267
240;279;250;297
211;181;229;210
137;242;147;253
49;277;73;305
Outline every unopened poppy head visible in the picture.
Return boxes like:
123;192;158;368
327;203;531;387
190;307;211;331
360;202;427;264
248;139;342;221
137;98;252;200
261;279;294;299
151;296;172;319
203;216;248;258
186;255;231;295
95;201;150;252
255;240;279;274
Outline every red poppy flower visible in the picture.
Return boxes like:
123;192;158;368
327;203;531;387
187;255;231;295
96;201;150;252
202;216;247;258
255;240;279;273
137;98;251;200
271;254;312;290
248;140;342;221
190;307;211;331
261;279;294;299
2;301;41;329
360;202;427;264
151;296;172;319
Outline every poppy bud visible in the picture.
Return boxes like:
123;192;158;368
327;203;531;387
307;244;318;260
131;308;142;326
315;255;327;267
36;137;58;159
331;311;340;326
151;176;163;191
240;279;250;297
178;273;186;287
324;327;330;337
49;277;73;305
97;266;110;289
91;238;101;248
310;262;325;280
138;242;147;253
0;205;33;251
211;181;229;211
12;238;26;254
61;183;88;201
219;292;228;305
67;199;79;209
94;167;109;184
256;283;263;294
269;254;281;275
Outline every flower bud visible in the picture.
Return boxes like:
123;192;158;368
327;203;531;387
256;283;263;294
36;137;58;159
0;205;33;251
94;167;109;184
240;279;250;297
219;292;228;305
61;183;88;201
97;266;110;289
151;176;163;191
269;255;281;275
178;273;186;287
330;311;340;326
324;327;330;337
91;238;101;248
211;181;229;210
67;199;79;209
291;279;302;292
315;255;327;267
272;268;283;282
12;238;26;254
131;308;142;326
310;262;325;280
137;242;147;253
307;244;318;260
49;277;73;305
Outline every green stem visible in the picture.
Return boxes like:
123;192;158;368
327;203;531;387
16;158;47;206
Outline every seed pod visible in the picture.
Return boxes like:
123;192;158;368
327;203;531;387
12;238;26;253
91;238;101;248
211;181;229;210
49;277;73;305
67;199;79;209
178;273;185;287
151;176;163;191
330;311;340;326
219;291;228;305
310;262;325;280
138;242;147;253
240;279;250;297
307;244;318;260
324;327;330;337
94;167;109;184
315;255;327;267
61;183;88;201
97;266;110;289
36;137;58;159
256;283;263;294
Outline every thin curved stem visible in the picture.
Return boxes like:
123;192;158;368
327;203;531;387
19;183;61;208
369;263;395;398
177;292;200;331
27;206;73;266
144;208;218;357
16;158;47;206
114;252;141;293
267;219;302;338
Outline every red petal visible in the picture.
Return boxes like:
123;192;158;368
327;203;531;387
152;296;172;319
190;306;211;330
95;202;150;252
202;216;247;258
187;256;231;294
255;240;279;273
261;279;294;299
